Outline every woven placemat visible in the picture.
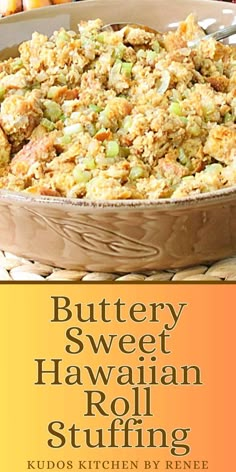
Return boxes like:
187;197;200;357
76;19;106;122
1;250;236;281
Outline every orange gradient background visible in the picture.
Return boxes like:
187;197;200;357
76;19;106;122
1;284;234;471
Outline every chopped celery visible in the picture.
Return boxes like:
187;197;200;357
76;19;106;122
59;31;70;41
106;141;120;158
58;134;72;145
89;104;103;112
169;102;183;116
146;51;158;62
44;100;62;122
130;166;145;180
97;33;105;43
152;40;160;53
178;148;188;165
73;167;92;183
179;117;188;125
0;87;6;101
83;157;96;170
63;123;83;135
114;44;126;60
56;31;70;45
41;118;55;131
123;115;132;130
121;62;133;77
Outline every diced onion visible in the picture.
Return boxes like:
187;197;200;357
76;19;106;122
157;70;170;95
63;123;83;135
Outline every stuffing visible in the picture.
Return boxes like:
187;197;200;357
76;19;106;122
0;15;235;199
